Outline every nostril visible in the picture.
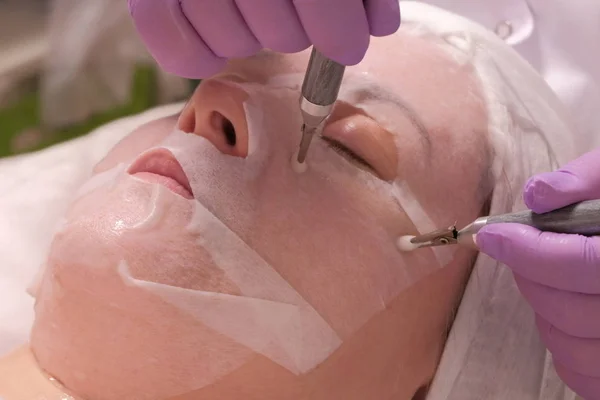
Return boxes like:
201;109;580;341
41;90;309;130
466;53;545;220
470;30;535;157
222;117;236;147
210;111;237;147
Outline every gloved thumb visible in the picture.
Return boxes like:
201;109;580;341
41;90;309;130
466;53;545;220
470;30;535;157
524;147;600;213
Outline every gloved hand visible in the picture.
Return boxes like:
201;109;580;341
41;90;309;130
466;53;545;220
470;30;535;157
476;148;600;400
127;0;400;78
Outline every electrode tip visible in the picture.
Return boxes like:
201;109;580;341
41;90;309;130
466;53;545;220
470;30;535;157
291;149;308;173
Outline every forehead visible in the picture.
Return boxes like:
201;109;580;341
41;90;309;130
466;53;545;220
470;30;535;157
223;31;487;142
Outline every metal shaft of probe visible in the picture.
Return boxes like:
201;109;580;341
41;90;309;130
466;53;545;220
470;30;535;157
297;124;314;164
457;198;600;245
297;48;346;163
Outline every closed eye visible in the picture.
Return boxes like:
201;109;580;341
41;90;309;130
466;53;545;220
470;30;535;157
320;136;374;171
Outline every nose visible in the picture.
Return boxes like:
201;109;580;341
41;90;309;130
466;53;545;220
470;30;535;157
177;79;250;157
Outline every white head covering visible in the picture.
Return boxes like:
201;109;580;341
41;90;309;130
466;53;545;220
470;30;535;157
399;2;579;399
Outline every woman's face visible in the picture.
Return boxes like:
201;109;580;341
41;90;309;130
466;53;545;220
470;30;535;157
30;31;489;400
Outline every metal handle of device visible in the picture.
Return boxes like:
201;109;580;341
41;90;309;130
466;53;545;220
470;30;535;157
486;198;600;236
301;48;346;107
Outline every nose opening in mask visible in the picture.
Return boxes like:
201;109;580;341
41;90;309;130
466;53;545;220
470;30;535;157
177;78;251;158
179;107;238;149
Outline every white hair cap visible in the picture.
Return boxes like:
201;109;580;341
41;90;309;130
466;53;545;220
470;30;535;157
399;2;579;400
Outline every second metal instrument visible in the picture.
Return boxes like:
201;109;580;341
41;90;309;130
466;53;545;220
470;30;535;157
297;48;346;163
404;198;600;250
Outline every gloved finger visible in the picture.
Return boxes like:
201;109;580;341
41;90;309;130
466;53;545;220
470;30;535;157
554;358;600;400
476;223;600;294
514;275;600;338
181;0;261;59
128;0;225;78
536;315;600;379
364;0;401;36
236;0;310;53
293;0;370;65
524;147;600;214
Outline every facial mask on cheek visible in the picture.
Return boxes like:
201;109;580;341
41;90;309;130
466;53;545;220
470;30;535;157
74;162;126;199
36;79;456;399
27;163;129;300
119;197;343;375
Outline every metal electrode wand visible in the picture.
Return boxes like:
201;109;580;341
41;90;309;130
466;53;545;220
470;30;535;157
399;199;600;252
297;48;346;163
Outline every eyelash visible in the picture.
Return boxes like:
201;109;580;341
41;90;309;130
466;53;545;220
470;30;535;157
320;136;373;170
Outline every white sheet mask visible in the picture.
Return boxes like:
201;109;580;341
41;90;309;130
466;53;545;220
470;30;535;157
119;197;343;375
25;163;128;302
27;164;129;300
111;79;459;378
26;216;70;299
33;76;459;399
74;162;125;199
125;182;169;232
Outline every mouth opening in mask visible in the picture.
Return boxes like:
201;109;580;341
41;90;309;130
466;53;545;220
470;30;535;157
128;148;194;199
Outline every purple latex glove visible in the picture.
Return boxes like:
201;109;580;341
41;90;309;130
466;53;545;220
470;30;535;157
127;0;400;78
477;148;600;400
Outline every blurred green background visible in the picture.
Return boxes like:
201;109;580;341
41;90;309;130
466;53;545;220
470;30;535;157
0;0;201;158
0;66;199;157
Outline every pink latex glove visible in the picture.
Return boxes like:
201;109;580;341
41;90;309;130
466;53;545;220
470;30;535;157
477;148;600;400
127;0;400;78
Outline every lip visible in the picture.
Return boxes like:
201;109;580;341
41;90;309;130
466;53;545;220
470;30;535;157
128;148;193;199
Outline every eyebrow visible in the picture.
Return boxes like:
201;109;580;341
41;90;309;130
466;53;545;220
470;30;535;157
347;82;432;149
